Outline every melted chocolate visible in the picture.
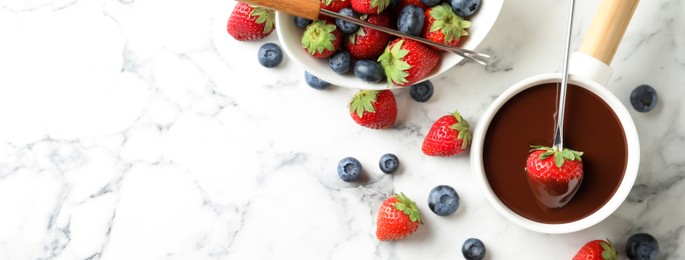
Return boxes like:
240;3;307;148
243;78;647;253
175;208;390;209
483;83;628;224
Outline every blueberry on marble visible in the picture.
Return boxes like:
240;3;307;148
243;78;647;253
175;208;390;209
449;0;481;17
335;8;360;34
397;5;425;36
626;233;659;260
379;153;399;174
294;16;312;28
257;43;283;68
337;157;362;182
329;51;352;74
462;238;486;260
409;80;434;102
421;0;442;7
354;60;384;83
305;71;330;90
630;84;658;113
428;185;459;216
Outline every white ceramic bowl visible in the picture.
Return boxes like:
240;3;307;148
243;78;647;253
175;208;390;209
469;53;640;234
275;0;503;90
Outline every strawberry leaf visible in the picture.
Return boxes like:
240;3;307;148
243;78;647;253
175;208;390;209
302;21;338;55
448;111;472;149
349;90;379;118
428;3;471;44
378;39;412;85
371;0;391;14
393;193;422;224
323;0;333;6
539;151;554;160
554;152;564;168
250;7;275;34
600;240;617;260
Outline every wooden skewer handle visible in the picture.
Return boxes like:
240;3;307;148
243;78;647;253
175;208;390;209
579;0;639;65
238;0;321;20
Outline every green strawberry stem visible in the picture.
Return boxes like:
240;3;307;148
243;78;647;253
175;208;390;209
349;90;379;118
249;6;275;34
371;0;391;14
302;21;337;55
378;39;411;85
600;240;618;260
449;111;471;149
393;192;422;224
530;145;584;168
428;3;471;44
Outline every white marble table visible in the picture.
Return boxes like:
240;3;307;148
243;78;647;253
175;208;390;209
1;0;683;259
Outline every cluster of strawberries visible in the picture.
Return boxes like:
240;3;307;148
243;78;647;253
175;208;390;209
300;0;472;87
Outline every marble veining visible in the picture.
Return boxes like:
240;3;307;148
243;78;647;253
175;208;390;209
1;0;684;259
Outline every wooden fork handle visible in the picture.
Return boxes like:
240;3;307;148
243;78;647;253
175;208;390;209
238;0;321;20
579;0;640;65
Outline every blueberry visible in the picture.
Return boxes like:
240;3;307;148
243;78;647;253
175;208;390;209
337;157;362;182
329;51;352;74
294;16;312;28
305;71;330;90
630;84;658;113
397;5;425;36
428;185;460;216
335;8;360;34
409;80;434;102
379;153;399;174
421;0;442;7
626;233;659;260
354;60;384;83
449;0;481;17
462;238;486;260
257;43;283;68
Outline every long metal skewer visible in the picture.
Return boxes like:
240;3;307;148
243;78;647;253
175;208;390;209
552;0;576;151
319;9;490;66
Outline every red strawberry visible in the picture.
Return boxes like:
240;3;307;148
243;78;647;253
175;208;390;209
227;3;275;42
422;111;472;156
302;20;342;58
573;240;617;260
376;193;422;241
320;0;351;12
422;3;471;47
349;89;397;129
351;0;391;14
346;13;394;60
378;38;439;87
526;145;584;209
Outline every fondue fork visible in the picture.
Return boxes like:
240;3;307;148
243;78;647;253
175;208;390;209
553;0;577;151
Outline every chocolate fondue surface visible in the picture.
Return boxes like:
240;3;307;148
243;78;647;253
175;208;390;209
483;83;628;224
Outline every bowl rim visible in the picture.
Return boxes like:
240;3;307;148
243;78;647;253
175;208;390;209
469;73;640;234
274;0;504;90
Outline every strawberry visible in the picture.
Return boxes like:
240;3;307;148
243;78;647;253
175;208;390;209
376;193;422;241
227;2;275;42
351;0;391;14
573;240;617;260
346;13;394;60
349;89;397;129
422;3;471;47
422;111;472;156
526;145;584;209
302;20;342;58
320;0;351;12
378;38;439;86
